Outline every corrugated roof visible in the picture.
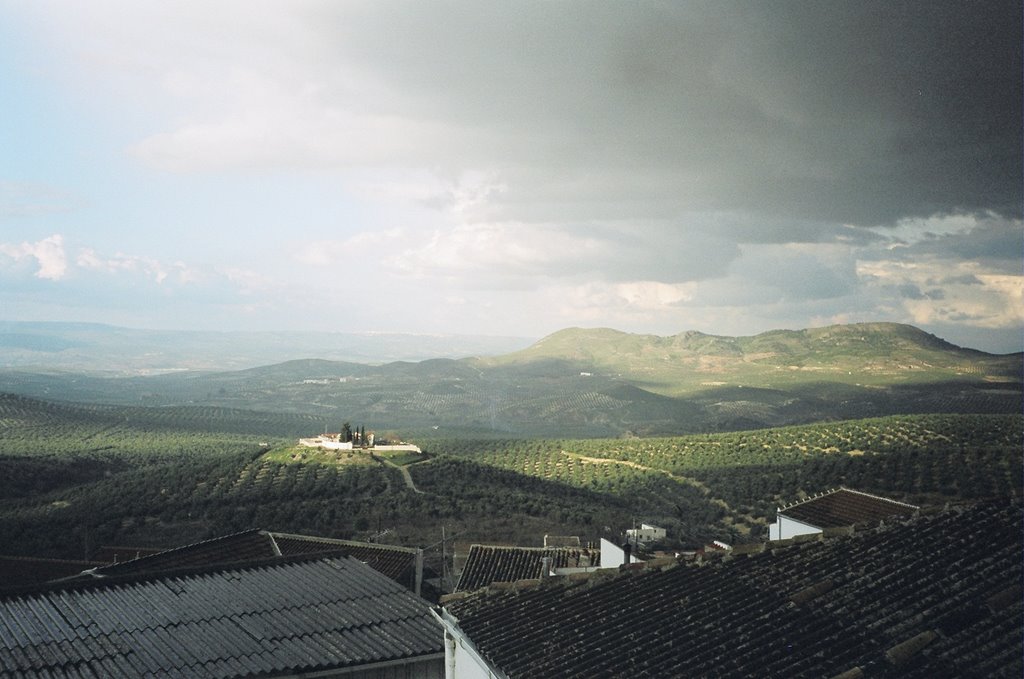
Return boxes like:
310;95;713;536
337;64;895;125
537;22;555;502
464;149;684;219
442;500;1022;678
87;530;419;590
0;555;442;678
455;545;598;592
778;487;918;528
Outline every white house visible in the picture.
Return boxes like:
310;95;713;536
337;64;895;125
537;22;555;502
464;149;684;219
598;537;644;569
768;487;918;540
626;523;666;545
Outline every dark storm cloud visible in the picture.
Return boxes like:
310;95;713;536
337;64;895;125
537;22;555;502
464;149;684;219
906;218;1024;266
5;1;1018;349
310;0;1021;228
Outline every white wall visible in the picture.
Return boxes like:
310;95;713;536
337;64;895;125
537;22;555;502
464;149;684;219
298;437;354;450
626;524;666;543
599;538;643;569
433;614;503;679
768;515;822;541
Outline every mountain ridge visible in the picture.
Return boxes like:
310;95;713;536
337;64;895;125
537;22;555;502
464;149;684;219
1;322;1018;437
477;322;1018;398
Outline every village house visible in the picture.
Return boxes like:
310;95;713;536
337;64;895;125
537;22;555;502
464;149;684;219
436;499;1021;678
767;486;919;540
626;522;666;545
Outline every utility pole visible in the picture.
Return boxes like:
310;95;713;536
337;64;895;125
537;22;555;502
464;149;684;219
441;525;448;593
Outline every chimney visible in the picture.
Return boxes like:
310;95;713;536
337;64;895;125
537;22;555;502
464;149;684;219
540;556;552;578
622;541;632;566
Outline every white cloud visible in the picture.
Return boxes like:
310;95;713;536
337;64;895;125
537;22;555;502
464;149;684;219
857;259;1024;329
612;281;696;310
0;234;68;280
1;2;1019;352
869;213;1003;251
76;248;170;283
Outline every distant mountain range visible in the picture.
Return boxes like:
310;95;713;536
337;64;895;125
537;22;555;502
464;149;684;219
0;321;534;371
0;322;1019;437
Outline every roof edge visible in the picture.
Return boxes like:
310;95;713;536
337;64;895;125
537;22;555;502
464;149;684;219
0;552;367;600
778;486;919;514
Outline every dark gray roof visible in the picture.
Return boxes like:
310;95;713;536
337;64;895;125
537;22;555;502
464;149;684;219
442;500;1022;678
778;487;918;529
455;545;598;592
0;555;442;678
90;529;420;590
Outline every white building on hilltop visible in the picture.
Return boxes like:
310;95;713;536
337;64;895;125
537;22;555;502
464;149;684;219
298;433;354;451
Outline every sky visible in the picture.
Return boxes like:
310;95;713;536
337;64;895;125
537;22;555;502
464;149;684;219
0;1;1021;353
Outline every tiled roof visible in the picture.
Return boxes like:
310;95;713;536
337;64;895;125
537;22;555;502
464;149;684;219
456;545;598;592
0;555;443;678
778;487;918;529
88;530;420;589
441;500;1022;678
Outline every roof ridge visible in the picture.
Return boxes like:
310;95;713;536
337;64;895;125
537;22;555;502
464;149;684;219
468;544;593;553
269;531;419;554
778;487;841;511
121;527;266;559
2;552;361;599
777;486;919;514
839;487;920;510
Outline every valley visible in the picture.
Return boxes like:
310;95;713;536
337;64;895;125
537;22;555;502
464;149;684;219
1;322;1020;438
0;320;1020;582
0;391;1019;570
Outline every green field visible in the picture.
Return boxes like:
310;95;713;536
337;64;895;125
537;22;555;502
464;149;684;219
1;393;1019;562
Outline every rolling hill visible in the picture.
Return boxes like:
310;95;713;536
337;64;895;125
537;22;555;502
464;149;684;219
0;322;1019;437
0;391;1019;560
487;322;1015;392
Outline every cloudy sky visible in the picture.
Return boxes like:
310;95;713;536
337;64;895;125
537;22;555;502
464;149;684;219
1;1;1021;352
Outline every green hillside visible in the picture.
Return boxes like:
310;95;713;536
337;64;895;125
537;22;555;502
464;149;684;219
0;322;1019;437
0;394;1019;561
486;322;1019;394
